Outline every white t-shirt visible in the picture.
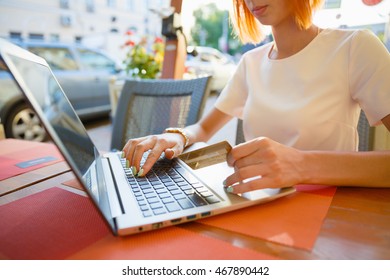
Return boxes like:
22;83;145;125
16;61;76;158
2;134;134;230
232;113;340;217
215;28;390;151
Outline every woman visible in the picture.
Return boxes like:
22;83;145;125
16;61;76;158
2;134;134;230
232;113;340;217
122;0;390;192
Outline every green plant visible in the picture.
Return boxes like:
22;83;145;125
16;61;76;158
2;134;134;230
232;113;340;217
122;31;165;79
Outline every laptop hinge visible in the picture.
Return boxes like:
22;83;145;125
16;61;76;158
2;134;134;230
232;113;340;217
97;156;124;217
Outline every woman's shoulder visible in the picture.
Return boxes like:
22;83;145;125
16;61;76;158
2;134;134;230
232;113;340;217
317;28;386;57
240;42;272;61
322;28;378;43
243;42;272;55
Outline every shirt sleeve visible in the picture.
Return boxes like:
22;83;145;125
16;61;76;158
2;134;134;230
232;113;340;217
214;54;249;119
349;29;390;126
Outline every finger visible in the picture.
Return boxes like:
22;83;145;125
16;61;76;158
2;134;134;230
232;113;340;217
122;137;146;170
122;139;135;157
137;135;182;176
140;145;167;176
224;164;270;189
130;136;159;172
227;137;266;166
164;148;175;159
232;152;264;170
164;142;184;159
226;176;278;194
122;136;146;158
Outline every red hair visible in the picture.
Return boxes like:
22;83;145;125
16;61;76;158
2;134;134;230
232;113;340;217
231;0;324;44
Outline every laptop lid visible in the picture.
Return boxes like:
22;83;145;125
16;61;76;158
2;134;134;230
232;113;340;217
0;38;117;232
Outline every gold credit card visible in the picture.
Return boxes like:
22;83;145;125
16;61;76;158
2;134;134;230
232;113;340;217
178;141;232;170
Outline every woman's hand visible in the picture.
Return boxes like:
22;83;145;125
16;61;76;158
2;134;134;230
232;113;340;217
224;137;305;193
122;133;186;176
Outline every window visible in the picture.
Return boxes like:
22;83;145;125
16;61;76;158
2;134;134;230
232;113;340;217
60;15;72;27
9;32;22;40
86;0;95;13
323;0;342;9
126;0;135;11
77;48;116;72
50;34;60;42
60;0;70;9
28;47;78;71
107;0;116;8
28;33;44;41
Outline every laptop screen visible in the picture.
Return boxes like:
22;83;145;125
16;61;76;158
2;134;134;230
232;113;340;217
1;40;117;232
3;52;96;176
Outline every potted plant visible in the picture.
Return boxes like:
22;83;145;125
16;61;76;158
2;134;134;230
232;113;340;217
122;30;165;79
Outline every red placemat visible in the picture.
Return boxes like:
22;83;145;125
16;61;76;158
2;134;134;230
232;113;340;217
0;187;276;260
197;185;337;251
0;187;109;259
0;139;63;180
68;226;276;260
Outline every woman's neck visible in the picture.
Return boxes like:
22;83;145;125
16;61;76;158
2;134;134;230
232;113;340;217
269;24;320;59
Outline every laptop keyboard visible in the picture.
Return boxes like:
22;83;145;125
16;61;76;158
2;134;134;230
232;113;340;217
120;155;221;217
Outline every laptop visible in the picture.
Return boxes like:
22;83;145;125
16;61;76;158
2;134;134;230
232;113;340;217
0;38;295;236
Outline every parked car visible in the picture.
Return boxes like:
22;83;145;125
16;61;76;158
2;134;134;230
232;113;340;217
185;46;236;93
0;40;122;141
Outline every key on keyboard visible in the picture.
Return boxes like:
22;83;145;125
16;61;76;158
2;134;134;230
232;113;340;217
119;154;220;217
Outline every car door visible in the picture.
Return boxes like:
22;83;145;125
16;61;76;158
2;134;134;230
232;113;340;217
27;45;89;114
27;45;115;119
75;47;117;117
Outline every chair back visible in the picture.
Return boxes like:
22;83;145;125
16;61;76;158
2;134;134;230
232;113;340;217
235;119;245;145
111;77;211;150
357;110;374;151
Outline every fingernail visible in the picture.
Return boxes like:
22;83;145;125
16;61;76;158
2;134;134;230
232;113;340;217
131;166;137;175
222;179;226;187
121;151;125;158
137;168;144;177
226;186;234;193
125;160;130;169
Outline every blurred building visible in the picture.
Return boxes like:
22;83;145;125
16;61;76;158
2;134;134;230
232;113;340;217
0;0;171;60
315;0;390;42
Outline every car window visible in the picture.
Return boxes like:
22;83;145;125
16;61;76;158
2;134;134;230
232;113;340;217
28;47;79;71
77;48;116;71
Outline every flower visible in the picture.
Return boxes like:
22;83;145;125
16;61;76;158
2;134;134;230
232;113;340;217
122;31;165;79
